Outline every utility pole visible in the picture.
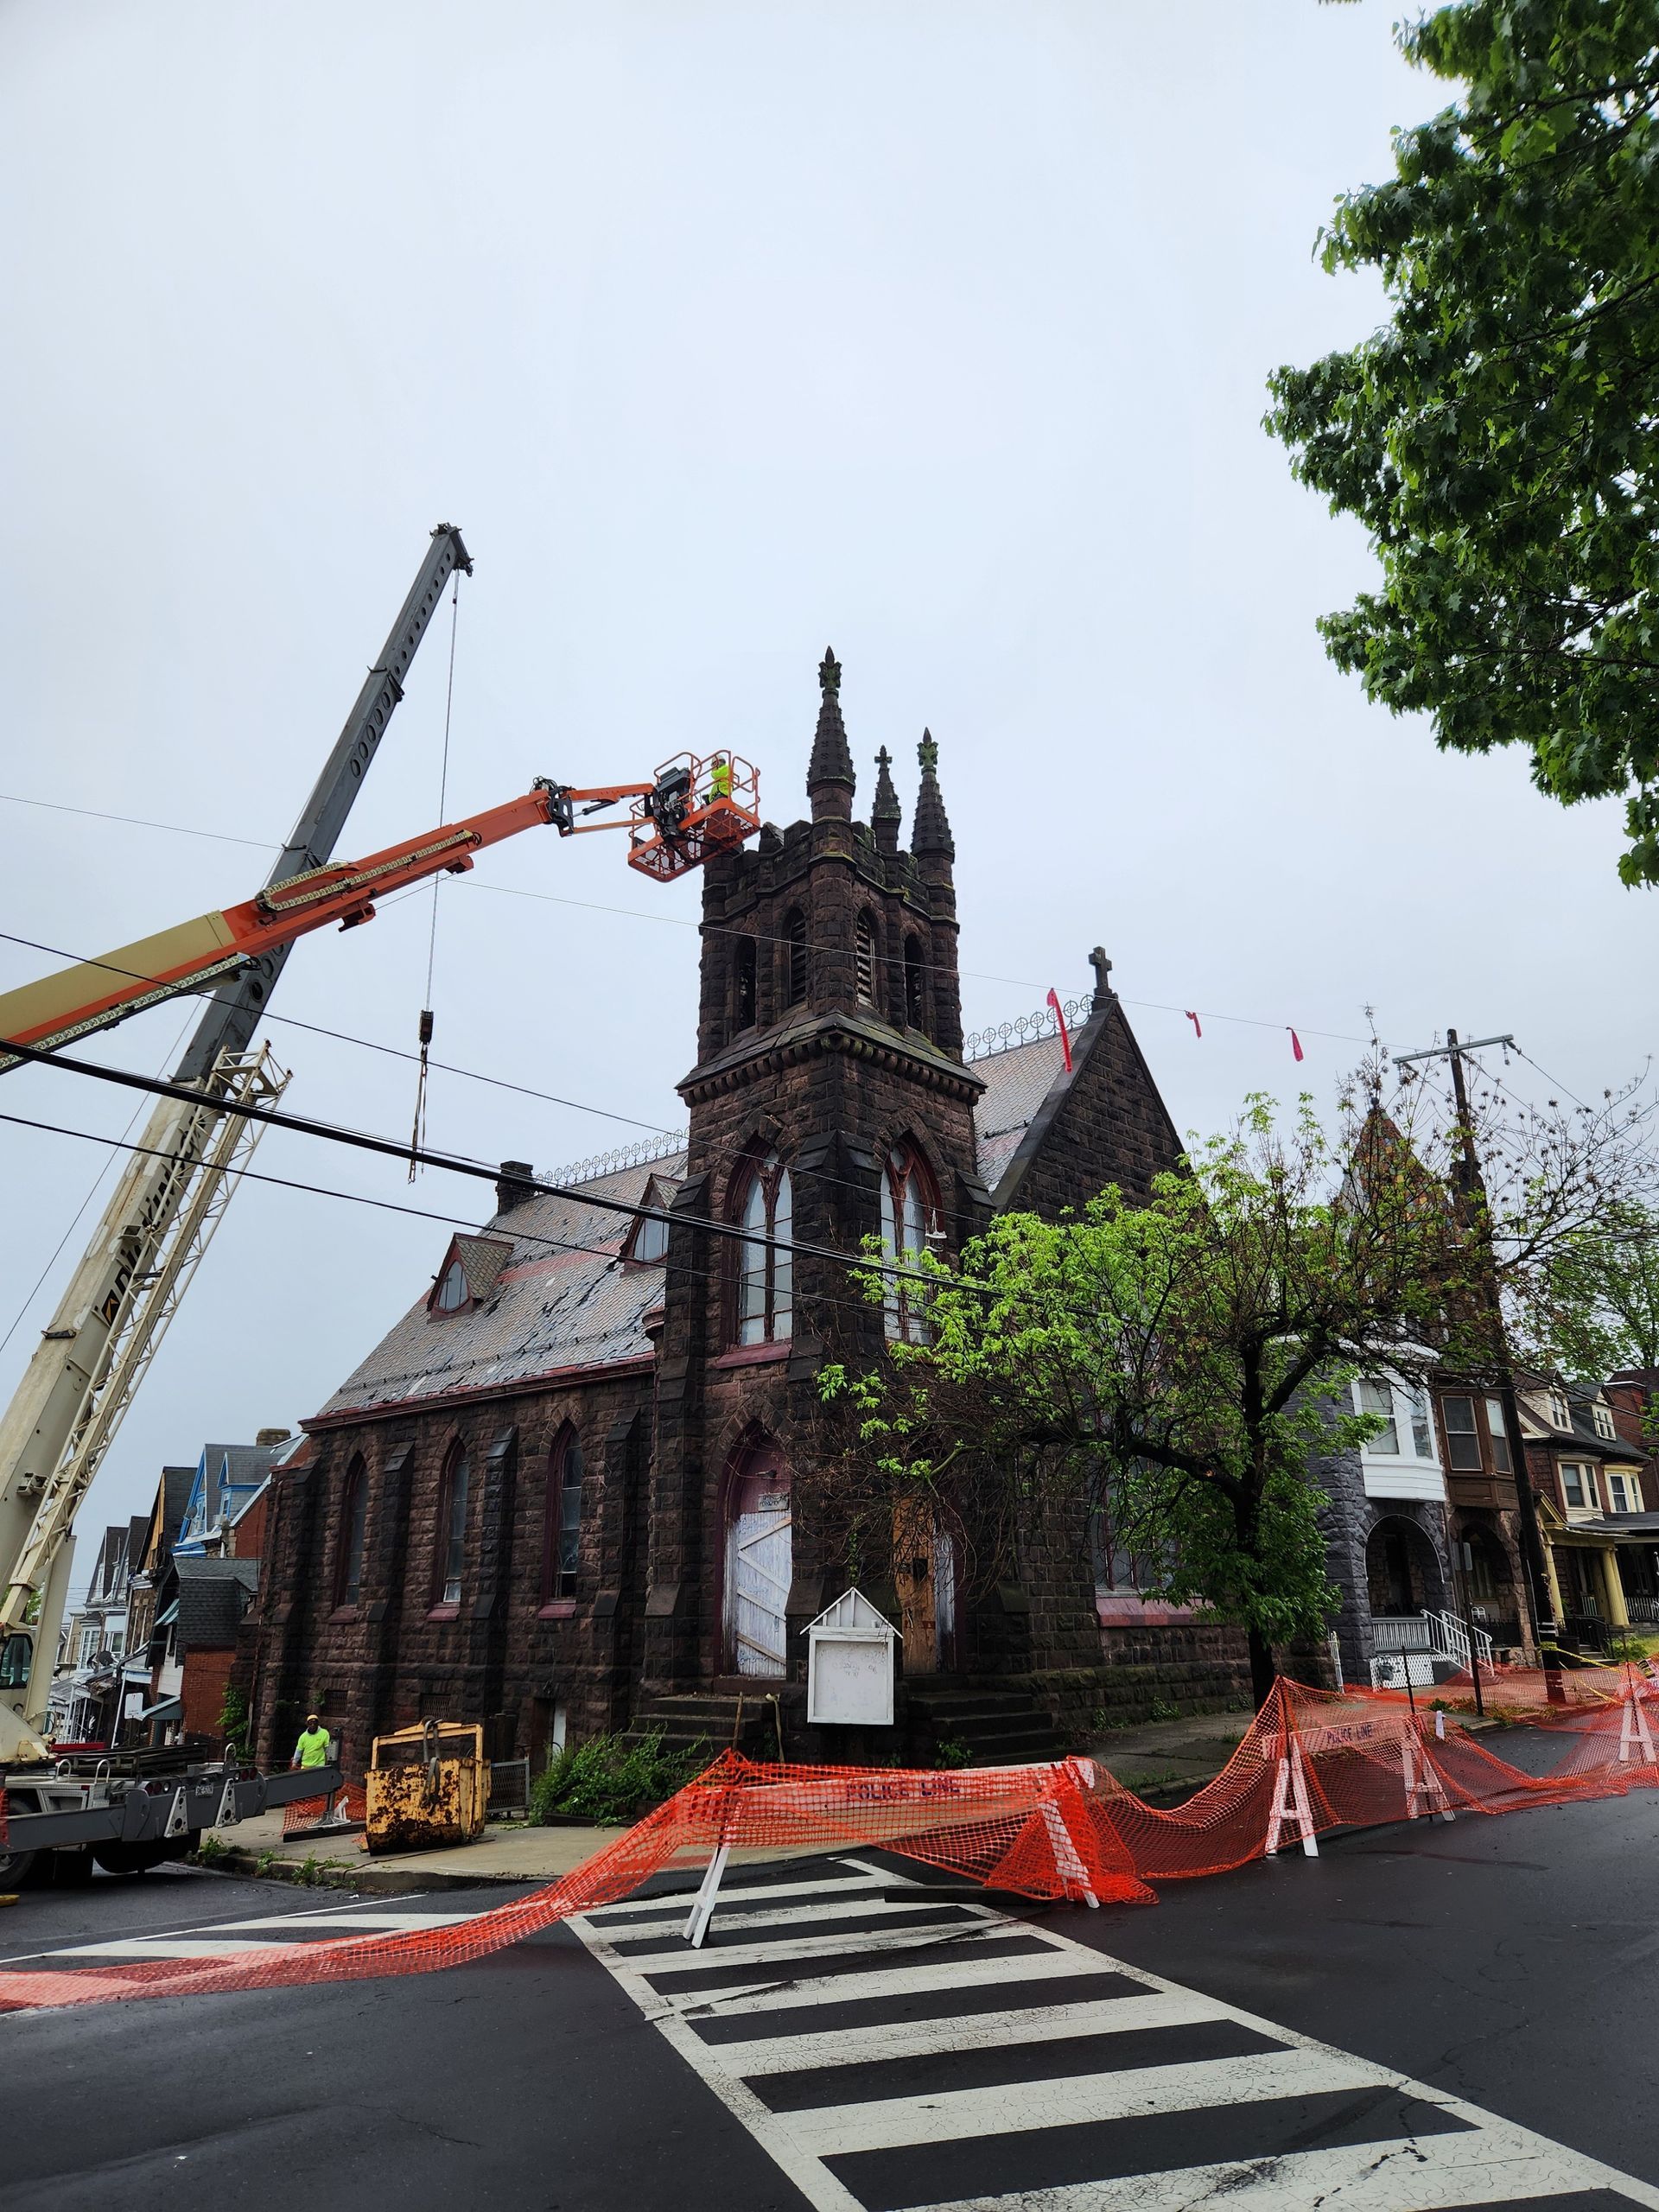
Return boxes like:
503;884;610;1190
1395;1028;1555;1670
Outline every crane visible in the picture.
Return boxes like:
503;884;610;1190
0;523;476;1785
0;713;760;1883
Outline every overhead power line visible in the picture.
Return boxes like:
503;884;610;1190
0;1104;896;1338
0;1033;941;1289
0;786;1374;1047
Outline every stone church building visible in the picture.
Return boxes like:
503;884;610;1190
244;654;1249;1774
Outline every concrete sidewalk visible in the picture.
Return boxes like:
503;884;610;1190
206;1708;1263;1894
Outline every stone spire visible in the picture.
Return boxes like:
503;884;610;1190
910;728;954;861
871;745;902;854
807;647;855;821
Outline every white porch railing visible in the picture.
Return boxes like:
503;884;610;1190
1368;1608;1494;1690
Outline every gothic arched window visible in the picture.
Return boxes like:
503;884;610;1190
879;1142;941;1342
733;936;757;1032
734;1151;793;1345
785;911;808;1006
855;912;879;1007
905;936;925;1029
433;1440;470;1607
335;1455;368;1610
543;1427;585;1600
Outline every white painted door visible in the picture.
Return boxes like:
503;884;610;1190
728;1474;791;1677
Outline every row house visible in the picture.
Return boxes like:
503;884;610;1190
1519;1377;1659;1647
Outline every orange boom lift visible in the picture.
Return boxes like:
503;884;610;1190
0;752;761;1069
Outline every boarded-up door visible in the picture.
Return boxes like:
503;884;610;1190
893;1497;958;1673
726;1468;792;1676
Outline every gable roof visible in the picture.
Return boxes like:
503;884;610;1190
173;1554;260;1650
972;1033;1068;1189
313;1154;688;1422
176;1441;286;1550
969;989;1179;1214
429;1233;515;1311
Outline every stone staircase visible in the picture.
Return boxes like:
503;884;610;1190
626;1692;779;1761
900;1684;1065;1767
624;1681;1065;1770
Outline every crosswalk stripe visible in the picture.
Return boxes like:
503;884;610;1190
661;1942;1094;2018
704;1990;1232;2075
632;1915;1001;1979
584;1873;889;1922
197;1911;476;1934
918;2119;1659;2212
788;2047;1381;2158
21;1903;493;1969
568;1853;1659;2212
47;1936;364;1960
609;1897;995;1942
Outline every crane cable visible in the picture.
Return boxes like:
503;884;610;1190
410;574;461;1179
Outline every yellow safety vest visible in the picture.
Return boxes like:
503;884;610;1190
709;760;732;799
295;1726;331;1769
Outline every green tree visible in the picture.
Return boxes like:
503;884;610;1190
1265;3;1659;883
823;1071;1653;1707
1535;1198;1659;1380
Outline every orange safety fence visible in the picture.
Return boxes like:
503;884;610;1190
282;1783;367;1837
3;1673;1656;2017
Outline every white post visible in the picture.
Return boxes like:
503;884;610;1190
1265;1738;1319;1859
683;1843;730;1949
1617;1694;1656;1766
1403;1723;1455;1822
1040;1796;1098;1908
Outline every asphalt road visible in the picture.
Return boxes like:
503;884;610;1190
2;1768;1657;2212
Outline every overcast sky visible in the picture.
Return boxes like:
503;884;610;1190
3;2;1654;1589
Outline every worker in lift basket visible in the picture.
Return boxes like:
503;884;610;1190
290;1712;331;1770
707;753;733;804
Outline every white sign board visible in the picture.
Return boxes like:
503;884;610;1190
806;1589;898;1726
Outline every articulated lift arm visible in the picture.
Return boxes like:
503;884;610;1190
0;753;761;1071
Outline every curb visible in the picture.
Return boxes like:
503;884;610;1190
197;1844;565;1896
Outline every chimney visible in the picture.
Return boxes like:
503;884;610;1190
255;1428;290;1448
497;1159;537;1214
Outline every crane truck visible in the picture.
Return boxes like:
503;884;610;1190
0;537;760;1887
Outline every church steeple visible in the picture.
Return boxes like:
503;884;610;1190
871;746;902;854
806;648;856;822
910;728;954;864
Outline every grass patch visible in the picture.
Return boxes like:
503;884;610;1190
529;1730;711;1827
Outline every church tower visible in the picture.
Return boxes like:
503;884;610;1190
643;652;988;1696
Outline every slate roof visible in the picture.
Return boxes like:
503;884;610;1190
314;1156;688;1421
971;1033;1068;1189
174;1554;259;1651
314;1029;1094;1424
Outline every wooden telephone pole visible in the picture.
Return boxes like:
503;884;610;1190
1395;1029;1555;1671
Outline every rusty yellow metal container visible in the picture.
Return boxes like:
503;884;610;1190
364;1721;488;1855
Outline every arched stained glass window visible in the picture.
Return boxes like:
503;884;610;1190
434;1441;469;1606
336;1456;368;1609
734;1152;792;1346
434;1257;468;1313
544;1428;585;1599
879;1142;940;1343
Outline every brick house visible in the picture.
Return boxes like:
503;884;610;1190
244;653;1253;1776
1518;1376;1659;1645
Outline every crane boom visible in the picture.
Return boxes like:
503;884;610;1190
0;527;469;1764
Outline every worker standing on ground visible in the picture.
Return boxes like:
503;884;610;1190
708;753;732;803
290;1712;331;1770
